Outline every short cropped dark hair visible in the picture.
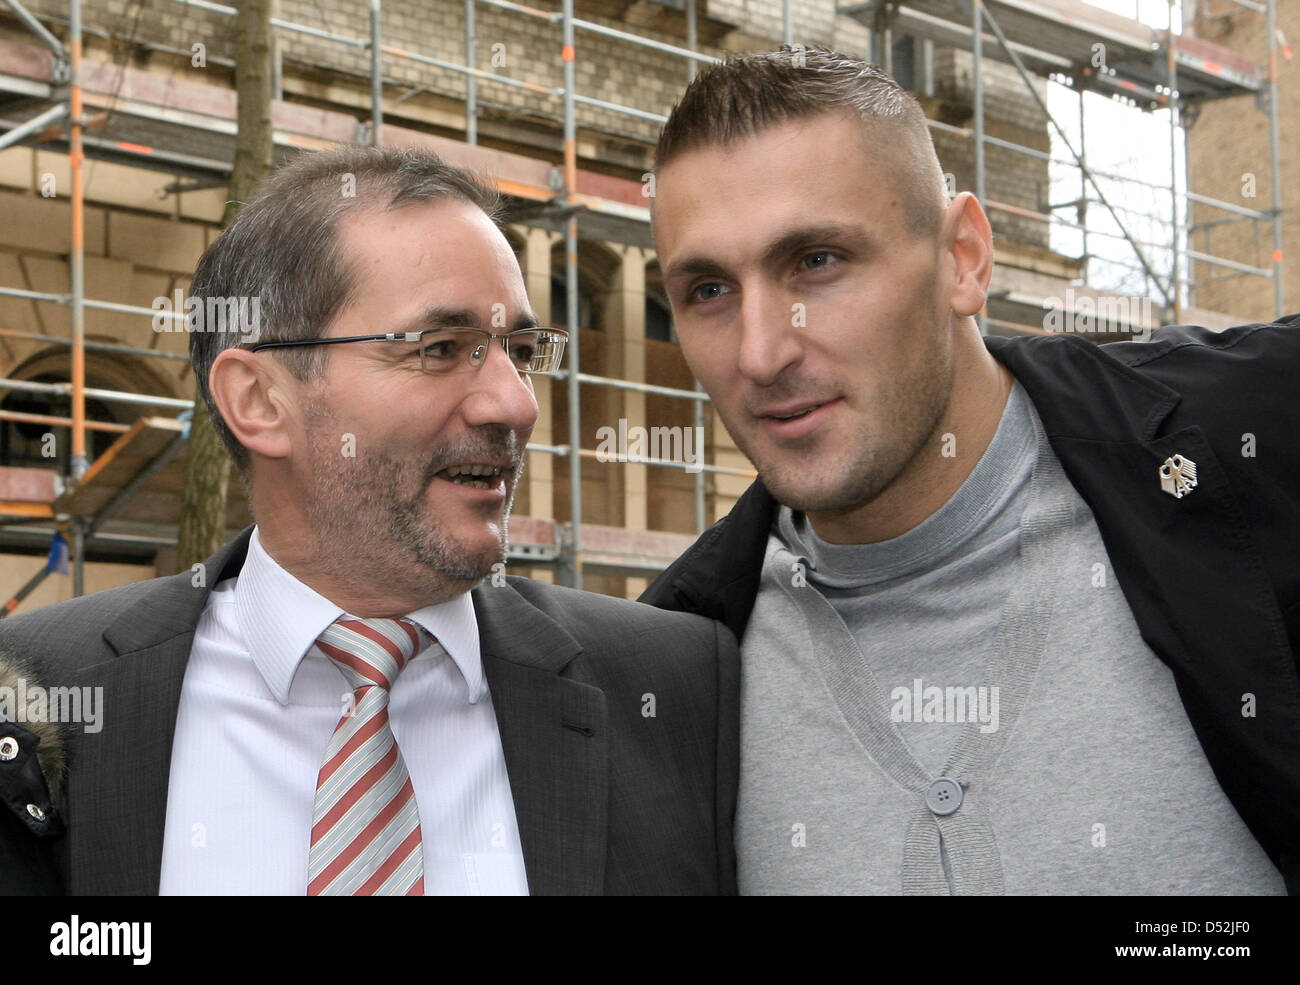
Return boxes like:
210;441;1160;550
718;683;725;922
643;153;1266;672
654;45;947;237
189;144;501;473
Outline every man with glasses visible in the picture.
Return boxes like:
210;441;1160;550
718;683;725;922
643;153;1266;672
0;144;739;895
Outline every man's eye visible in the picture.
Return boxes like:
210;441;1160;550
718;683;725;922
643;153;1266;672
800;251;838;271
508;341;537;366
690;282;731;303
420;337;461;361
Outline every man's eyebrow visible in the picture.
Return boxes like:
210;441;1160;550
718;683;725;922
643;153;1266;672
405;306;480;331
759;224;874;268
663;223;874;282
662;255;731;282
404;306;541;332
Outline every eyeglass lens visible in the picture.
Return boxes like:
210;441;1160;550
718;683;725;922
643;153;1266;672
418;329;565;374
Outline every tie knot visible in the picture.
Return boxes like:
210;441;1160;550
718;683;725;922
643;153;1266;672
311;617;427;692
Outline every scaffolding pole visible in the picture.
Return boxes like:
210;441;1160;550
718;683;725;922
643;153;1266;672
369;0;382;146
687;0;704;532
0;103;66;151
561;0;582;590
972;0;985;333
68;0;86;482
1;0;66;55
686;0;698;82
465;0;477;143
1167;0;1181;321
1078;85;1088;285
1267;0;1284;316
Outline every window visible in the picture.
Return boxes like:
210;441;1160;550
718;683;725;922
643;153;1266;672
645;293;673;341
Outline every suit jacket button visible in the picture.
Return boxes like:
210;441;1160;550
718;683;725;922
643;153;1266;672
26;803;46;822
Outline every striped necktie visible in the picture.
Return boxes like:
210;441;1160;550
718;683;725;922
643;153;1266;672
307;616;428;896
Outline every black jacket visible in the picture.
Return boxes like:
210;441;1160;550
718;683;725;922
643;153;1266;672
0;653;67;894
641;316;1300;894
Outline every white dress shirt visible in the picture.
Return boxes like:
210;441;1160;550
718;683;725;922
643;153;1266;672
159;527;528;895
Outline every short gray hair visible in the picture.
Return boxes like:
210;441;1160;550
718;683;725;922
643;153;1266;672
189;144;501;473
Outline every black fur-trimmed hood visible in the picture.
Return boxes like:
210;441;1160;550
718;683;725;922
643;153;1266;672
0;649;67;807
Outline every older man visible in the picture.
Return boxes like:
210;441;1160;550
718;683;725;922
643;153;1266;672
641;46;1299;895
0;144;738;895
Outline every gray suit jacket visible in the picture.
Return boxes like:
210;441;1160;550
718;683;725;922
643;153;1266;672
0;527;740;895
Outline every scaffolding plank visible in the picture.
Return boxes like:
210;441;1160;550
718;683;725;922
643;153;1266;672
52;416;184;517
576;522;698;572
0;465;57;504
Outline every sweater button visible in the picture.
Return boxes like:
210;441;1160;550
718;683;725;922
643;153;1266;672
0;736;17;761
926;777;964;816
26;803;47;822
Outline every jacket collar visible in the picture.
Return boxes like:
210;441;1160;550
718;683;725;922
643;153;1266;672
659;479;776;644
983;333;1180;443
103;528;253;658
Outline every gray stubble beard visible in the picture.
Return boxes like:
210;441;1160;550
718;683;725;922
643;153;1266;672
302;406;524;598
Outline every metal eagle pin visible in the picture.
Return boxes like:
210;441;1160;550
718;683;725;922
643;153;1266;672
1159;454;1198;499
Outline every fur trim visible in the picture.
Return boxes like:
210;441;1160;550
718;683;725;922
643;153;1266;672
0;649;67;806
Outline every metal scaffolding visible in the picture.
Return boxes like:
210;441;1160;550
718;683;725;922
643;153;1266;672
847;0;1284;329
0;0;1281;602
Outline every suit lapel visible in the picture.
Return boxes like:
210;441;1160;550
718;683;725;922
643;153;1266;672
68;529;253;894
473;582;608;895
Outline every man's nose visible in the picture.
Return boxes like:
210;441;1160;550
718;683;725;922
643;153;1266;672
735;284;803;386
460;341;540;432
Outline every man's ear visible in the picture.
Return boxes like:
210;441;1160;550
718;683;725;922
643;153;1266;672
944;192;994;318
208;347;296;463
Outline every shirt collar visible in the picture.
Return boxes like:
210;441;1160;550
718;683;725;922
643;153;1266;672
232;526;487;706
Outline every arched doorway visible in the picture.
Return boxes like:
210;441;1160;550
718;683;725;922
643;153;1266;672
0;347;182;476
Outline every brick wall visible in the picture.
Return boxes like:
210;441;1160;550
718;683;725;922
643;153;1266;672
1186;1;1297;321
